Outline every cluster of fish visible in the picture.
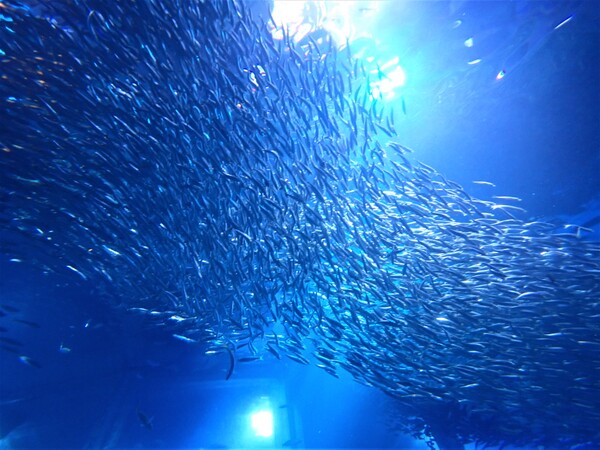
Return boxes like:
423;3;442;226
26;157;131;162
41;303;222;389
1;0;599;448
0;303;42;368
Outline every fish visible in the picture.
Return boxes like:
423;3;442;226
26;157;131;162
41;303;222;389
0;304;20;313
13;319;41;329
0;337;23;347
472;180;496;187
225;347;235;381
237;356;262;363
59;343;72;354
172;334;197;343
1;345;21;355
137;409;153;431
18;355;42;368
0;1;598;449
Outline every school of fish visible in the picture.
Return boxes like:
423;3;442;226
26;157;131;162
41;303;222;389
1;1;599;448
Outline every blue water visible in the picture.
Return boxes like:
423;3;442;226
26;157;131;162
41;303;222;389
1;1;598;449
1;261;425;448
378;0;599;223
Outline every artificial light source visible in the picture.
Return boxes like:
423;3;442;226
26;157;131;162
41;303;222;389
250;410;273;438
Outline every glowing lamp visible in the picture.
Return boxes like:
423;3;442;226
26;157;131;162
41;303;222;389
250;410;273;438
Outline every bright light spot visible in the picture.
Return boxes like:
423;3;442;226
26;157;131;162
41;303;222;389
467;59;481;65
380;56;400;71
270;0;406;100
320;2;354;45
270;1;327;42
496;69;506;80
464;37;473;48
250;410;273;438
370;65;406;100
388;66;406;87
271;0;379;45
272;0;306;25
